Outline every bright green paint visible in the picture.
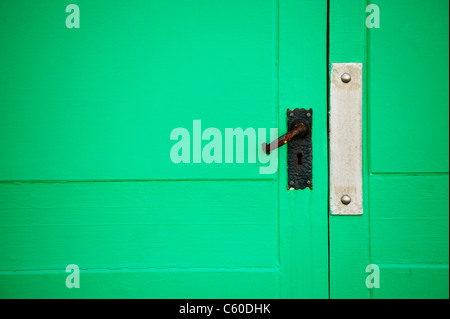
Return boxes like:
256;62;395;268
0;0;277;181
368;1;449;173
0;0;329;298
329;0;449;299
1;0;448;299
329;0;372;299
0;269;281;299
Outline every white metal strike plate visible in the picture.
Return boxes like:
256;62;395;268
330;63;363;215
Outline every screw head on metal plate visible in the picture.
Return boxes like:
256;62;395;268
341;194;352;205
341;73;351;83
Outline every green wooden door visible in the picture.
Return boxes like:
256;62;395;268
329;0;449;299
0;1;329;298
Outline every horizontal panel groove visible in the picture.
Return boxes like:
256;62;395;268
370;218;449;221
369;172;449;176
0;266;281;274
0;178;277;184
376;264;449;269
0;223;275;227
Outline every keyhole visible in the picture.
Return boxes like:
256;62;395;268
297;152;303;166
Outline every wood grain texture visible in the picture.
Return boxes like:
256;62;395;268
0;269;280;299
372;264;449;299
370;175;449;265
330;0;449;299
368;0;449;173
329;0;371;299
0;0;329;298
0;0;277;181
0;181;278;271
365;0;449;299
278;0;329;298
0;181;278;227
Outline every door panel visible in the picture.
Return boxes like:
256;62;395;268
368;1;449;173
0;0;328;298
0;0;276;181
366;0;449;298
0;269;280;299
0;181;278;270
329;0;449;299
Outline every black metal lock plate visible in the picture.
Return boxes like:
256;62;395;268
287;108;312;190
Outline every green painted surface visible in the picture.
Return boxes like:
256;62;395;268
370;175;449;265
330;0;449;299
0;269;281;299
329;0;371;299
0;0;277;181
368;1;449;173
0;0;329;298
1;0;448;299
